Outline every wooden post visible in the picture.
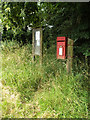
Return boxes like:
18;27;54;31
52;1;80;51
66;38;73;74
40;28;43;65
32;29;35;62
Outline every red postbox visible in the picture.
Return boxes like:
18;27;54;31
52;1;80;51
57;37;67;59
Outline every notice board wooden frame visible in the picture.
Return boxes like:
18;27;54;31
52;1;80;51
32;28;43;64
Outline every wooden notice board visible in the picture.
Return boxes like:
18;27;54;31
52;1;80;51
32;28;43;64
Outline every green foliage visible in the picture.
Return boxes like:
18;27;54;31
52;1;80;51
2;2;90;56
2;2;39;43
41;3;90;56
1;41;88;118
75;43;90;57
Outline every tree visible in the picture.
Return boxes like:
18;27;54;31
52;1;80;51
2;2;90;57
2;2;39;43
40;2;90;57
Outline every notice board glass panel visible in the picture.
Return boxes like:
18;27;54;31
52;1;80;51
34;30;40;55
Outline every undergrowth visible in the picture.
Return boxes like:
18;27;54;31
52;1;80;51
1;40;89;118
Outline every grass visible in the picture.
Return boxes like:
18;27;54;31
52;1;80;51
1;40;89;118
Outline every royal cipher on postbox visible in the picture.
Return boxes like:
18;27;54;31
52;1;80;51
57;37;67;59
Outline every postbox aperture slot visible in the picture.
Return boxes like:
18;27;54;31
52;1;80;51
57;40;65;42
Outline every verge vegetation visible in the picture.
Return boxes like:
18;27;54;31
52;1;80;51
1;41;89;118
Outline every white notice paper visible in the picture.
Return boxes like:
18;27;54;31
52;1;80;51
36;31;40;46
59;47;62;55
